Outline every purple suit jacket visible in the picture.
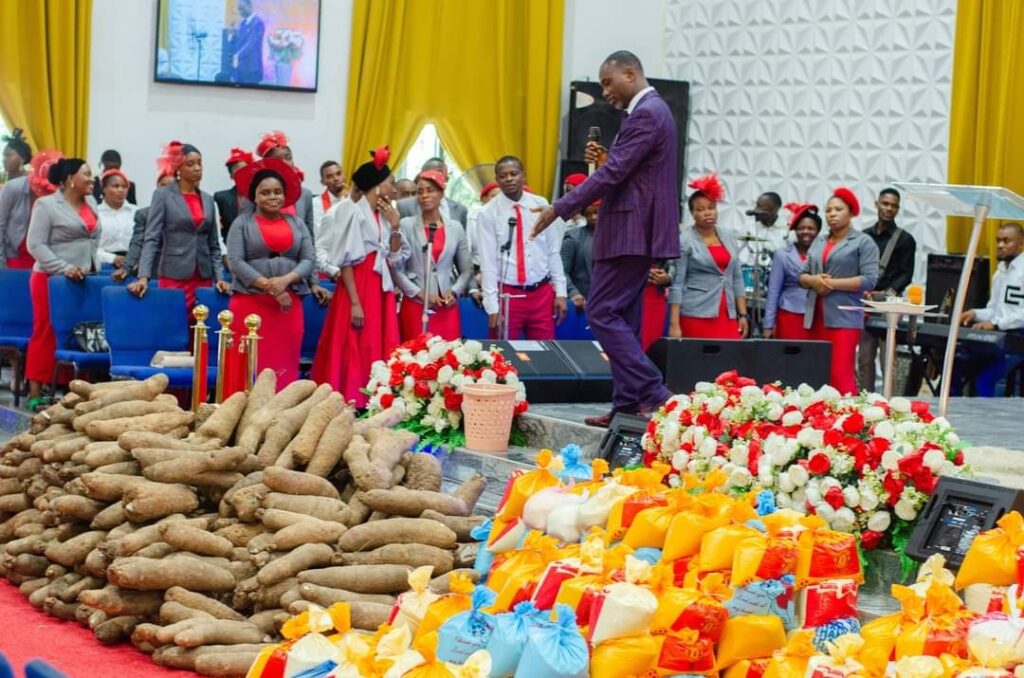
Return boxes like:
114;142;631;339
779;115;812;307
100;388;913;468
552;89;680;262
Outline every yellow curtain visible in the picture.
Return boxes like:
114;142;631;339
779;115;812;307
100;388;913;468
343;0;564;197
0;0;92;158
947;0;1024;257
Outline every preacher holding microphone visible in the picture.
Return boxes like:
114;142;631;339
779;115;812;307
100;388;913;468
587;126;601;176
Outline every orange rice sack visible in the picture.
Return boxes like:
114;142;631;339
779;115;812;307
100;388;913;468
724;659;770;678
730;534;799;587
761;630;817;678
716;614;787;671
662;510;730;562
649;570;731;642
699;523;761;573
795;527;863;586
655;628;717;677
607;491;669;542
487;531;558;597
621;491;689;550
894;580;974;660
590;634;661;678
859;585;924;677
955;512;1024;591
414;574;475;643
495;450;562;522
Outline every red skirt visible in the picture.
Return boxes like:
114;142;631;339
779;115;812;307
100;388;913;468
222;292;304;398
399;297;461;342
26;271;55;383
311;253;400;407
810;301;860;395
680;292;741;340
6;239;33;269
158;272;212;314
641;283;668;351
775;309;812;340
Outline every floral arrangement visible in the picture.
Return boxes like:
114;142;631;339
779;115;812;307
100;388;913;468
642;371;967;553
364;334;528;449
267;28;304;63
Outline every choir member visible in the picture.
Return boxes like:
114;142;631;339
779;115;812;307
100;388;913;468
2;129;30;181
799;187;879;394
668;174;749;340
213;147;253;240
762;203;822;340
478;156;567;339
24;158;99;411
131;142;230;309
313;160;347;233
311;146;410;406
91;149;137;205
224;158;315;394
393;169;472;341
96;169;137;272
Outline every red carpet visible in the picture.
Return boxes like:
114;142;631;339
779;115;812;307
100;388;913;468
0;580;198;678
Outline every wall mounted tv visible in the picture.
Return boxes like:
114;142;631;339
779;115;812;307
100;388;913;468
154;0;321;92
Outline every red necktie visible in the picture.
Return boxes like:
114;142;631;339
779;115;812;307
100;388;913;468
514;204;526;284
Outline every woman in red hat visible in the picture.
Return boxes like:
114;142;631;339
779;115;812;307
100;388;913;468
668;173;749;340
311;146;409;406
763;203;822;340
130;142;230;309
799;187;879;394
223;158;314;394
393;169;472;342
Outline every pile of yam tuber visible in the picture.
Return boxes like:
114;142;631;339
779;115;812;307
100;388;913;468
0;371;487;677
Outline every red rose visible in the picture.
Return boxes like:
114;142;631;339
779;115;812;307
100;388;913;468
842;412;866;434
824;429;845;449
408;364;423;380
860;530;883;550
911;400;931;417
413;381;431;399
388;372;404;387
824;486;845;510
514;400;529;415
954;450;965;466
679;410;693;426
664;400;679;414
883;471;905;506
379;393;394;408
421;364;439;381
444;391;463;411
913;466;938;494
898;450;925;477
808;453;831;475
715;370;739;385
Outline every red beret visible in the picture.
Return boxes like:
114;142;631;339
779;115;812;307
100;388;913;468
418;169;447;191
234;157;302;208
226;147;254;168
564;173;587;188
831;187;860;216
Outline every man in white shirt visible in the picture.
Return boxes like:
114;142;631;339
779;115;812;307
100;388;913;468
316;185;363;281
956;222;1024;396
313;160;347;234
478;156;567;339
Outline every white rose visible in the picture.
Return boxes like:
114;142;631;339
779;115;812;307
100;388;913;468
479;369;497;384
818;385;841;401
777;473;796;493
859;491;880;512
791;488;807;508
816;503;836;522
867;511;891;532
463;340;483;354
766;403;784;421
782;411;804;427
453;348;473;365
832;507;857;532
923;449;946;472
932;416;952;430
797;383;815;397
729;444;750;467
805;486;822;505
671;450;689;471
843;486;861;508
694;381;715;393
775;492;792;509
758;462;774;487
709;455;727;469
504;372;520;386
699;437;718;459
788;465;810;487
881;450;901;471
862;406;886;423
729;468;753;488
741;385;763;401
766;389;784;403
403;375;415;391
874;421;896;441
820;476;841;490
667;474;682;488
797;428;824;448
428;342;447;361
895;500;918;521
662;420;681;449
937;461;957;477
889;397;912;413
706;396;726;415
437;365;454;385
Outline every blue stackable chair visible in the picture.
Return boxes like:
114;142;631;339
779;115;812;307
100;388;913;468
556;302;595;341
0;269;33;406
0;650;13;678
459;296;490;339
49;275;116;391
101;286;216;388
195;286;231;321
301;281;334;375
24;659;68;678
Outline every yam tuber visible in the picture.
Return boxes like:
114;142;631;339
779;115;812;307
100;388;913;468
261;466;340;499
338;518;456;552
73;398;181;432
348;601;393;631
304;408;355;477
164;586;246;621
95;615;141;645
266;519;346;552
419;510;486;542
142;447;247;483
237;379;315;455
289;392;345;465
195;651;264;677
79;586;164;616
50;495;105;522
360;486;469;517
235;370;277;442
215;523;266;548
351;406;404;435
86;411;195;441
108;554;236;592
195;391;248;444
84;442;132;469
256;543;334;586
91;501;127;530
335;543;454;574
298;582;395;608
78;374;169;412
123;482;199;522
254;383;332;467
297;564;412;594
159;522;234;558
160;601;214;624
44;530;107;567
261;493;349;524
403;452;444;492
452;473;487;514
119;431;218;452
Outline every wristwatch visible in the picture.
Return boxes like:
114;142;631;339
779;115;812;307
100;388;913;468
738;313;749;319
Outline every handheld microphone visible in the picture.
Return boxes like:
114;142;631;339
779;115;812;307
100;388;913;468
502;217;516;253
587;126;601;176
427;222;438;241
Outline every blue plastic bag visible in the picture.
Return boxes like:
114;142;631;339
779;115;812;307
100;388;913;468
724;576;796;630
812;616;861;652
557;444;592;483
514;604;589;678
632;547;663;564
472;518;495;582
486;601;546;677
437;586;498;664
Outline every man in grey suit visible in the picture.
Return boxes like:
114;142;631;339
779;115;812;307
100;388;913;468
396;157;468;226
532;51;680;426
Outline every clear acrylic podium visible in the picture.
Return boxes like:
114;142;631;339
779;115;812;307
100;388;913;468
893;183;1024;415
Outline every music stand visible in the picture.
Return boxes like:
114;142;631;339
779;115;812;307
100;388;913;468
893;183;1024;415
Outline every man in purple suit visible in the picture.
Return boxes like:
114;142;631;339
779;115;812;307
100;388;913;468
532;51;680;427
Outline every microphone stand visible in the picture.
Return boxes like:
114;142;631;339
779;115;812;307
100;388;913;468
421;222;437;335
498;217;525;341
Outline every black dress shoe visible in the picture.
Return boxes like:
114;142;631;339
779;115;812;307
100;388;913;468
584;410;615;428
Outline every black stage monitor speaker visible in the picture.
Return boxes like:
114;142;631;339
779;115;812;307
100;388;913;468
926;254;990;324
599;413;650;471
483;340;614;403
647;338;832;393
906;477;1024;569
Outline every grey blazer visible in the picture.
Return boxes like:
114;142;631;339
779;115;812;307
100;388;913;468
392;216;472;298
27;192;100;275
240;187;315;242
397;196;469;228
139;184;224;281
226;213;315;296
668;227;745;318
561;225;594;298
122;207;149;274
0;176;30;265
802;229;880;329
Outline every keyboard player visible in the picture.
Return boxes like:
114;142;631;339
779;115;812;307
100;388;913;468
955;223;1024;396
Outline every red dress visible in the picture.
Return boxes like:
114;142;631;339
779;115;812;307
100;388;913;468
398;224;461;341
223;216;304;397
809;240;860;394
641;279;668;351
157;192;211;311
311;212;400;407
679;244;741;340
776;253;812;340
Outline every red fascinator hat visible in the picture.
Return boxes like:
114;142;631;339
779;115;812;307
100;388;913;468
688;173;725;203
831;187;860;216
479;181;499;201
226;147;255;168
29;149;64;198
785;202;820;229
234;157;302;208
100;168;130;187
256;131;289;158
564;172;587;188
156;140;187;177
352;145;392;192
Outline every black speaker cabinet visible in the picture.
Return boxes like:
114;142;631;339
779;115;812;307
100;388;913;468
551;340;615;402
648;338;832;393
483;340;614;403
926;254;990;324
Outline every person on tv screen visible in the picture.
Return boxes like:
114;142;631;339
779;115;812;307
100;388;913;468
229;0;264;84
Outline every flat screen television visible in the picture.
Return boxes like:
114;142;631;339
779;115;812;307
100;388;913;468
154;0;321;92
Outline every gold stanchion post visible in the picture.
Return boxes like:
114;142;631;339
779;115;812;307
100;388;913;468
190;305;210;412
243;313;262;392
215;310;234;404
